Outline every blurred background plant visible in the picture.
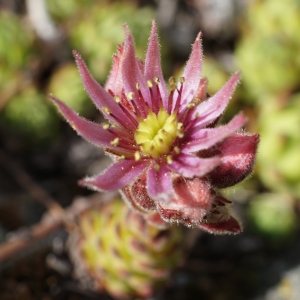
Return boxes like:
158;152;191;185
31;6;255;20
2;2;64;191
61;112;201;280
0;0;300;299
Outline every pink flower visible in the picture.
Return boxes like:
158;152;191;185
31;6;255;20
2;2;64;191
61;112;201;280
50;21;259;234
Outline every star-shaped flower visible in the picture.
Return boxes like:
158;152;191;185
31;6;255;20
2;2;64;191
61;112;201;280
50;21;259;234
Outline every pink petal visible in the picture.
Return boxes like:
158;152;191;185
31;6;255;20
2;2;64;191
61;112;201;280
198;215;242;234
147;164;173;203
73;50;136;130
122;172;156;212
122;26;150;118
168;153;220;178
183;112;247;153
144;20;168;110
144;211;168;229
207;133;260;188
50;95;115;147
157;177;213;224
105;44;124;96
196;195;242;234
79;159;150;191
193;72;240;128
177;33;203;112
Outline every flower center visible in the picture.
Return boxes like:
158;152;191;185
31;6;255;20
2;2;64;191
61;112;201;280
134;109;181;158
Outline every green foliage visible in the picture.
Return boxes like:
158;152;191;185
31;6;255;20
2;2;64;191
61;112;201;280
236;34;300;98
69;1;155;83
248;193;297;243
2;87;59;142
47;63;94;116
45;0;94;20
202;56;230;96
257;93;300;198
236;0;300;99
0;10;37;102
0;10;35;70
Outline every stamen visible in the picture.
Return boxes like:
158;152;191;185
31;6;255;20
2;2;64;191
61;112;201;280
168;89;175;114
103;107;111;115
180;76;185;84
117;102;139;128
173;80;184;113
187;102;196;109
114;96;121;103
127;92;134;100
107;89;115;97
180;97;201;125
170;84;177;91
110;137;120;146
174;146;180;154
105;147;135;157
166;155;173;164
147;80;153;88
134;151;141;161
148;81;156;113
169;77;176;85
153;77;163;112
102;123;110;130
136;83;140;90
108;127;135;144
184;116;199;133
130;96;142;118
136;89;149;118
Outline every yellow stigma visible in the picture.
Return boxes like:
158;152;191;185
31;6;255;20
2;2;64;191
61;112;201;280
134;109;182;158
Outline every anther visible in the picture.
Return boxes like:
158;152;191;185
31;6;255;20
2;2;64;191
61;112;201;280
154;164;160;171
176;132;184;138
174;146;180;154
147;80;153;88
127;92;134;100
134;151;141;161
110;137;119;146
166;155;173;164
194;97;201;104
135;83;140;90
114;96;121;103
154;76;160;84
117;155;125;161
177;123;183;130
102;123;110;130
187;102;196;109
103;107;111;114
180;76;185;84
169;77;176;85
170;84;177;91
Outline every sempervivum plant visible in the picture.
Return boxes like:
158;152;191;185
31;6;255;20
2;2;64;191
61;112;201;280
51;21;259;234
70;196;183;299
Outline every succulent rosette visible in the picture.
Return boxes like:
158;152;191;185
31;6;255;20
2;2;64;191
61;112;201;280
51;21;259;234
